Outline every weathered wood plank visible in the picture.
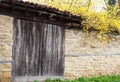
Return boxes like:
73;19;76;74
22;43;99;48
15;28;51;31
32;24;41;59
13;19;65;79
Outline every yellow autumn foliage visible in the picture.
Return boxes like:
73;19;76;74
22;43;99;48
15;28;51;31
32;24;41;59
27;0;120;34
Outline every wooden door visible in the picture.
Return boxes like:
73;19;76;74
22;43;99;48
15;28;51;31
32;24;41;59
12;19;65;81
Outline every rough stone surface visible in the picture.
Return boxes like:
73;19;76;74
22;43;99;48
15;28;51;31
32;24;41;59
64;55;120;79
65;29;120;55
0;15;13;82
64;29;120;79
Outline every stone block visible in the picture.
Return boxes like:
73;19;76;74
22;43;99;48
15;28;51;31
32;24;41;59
0;71;2;78
1;78;11;82
0;67;11;72
0;55;4;61
2;72;11;79
0;51;12;57
4;57;12;61
4;63;11;68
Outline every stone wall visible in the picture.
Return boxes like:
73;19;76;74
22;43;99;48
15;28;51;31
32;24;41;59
1;14;120;81
0;15;13;82
64;29;120;79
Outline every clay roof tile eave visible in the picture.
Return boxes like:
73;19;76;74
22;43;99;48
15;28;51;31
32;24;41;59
0;0;82;22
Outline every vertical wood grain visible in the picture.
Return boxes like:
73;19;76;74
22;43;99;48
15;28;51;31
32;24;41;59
13;19;65;77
